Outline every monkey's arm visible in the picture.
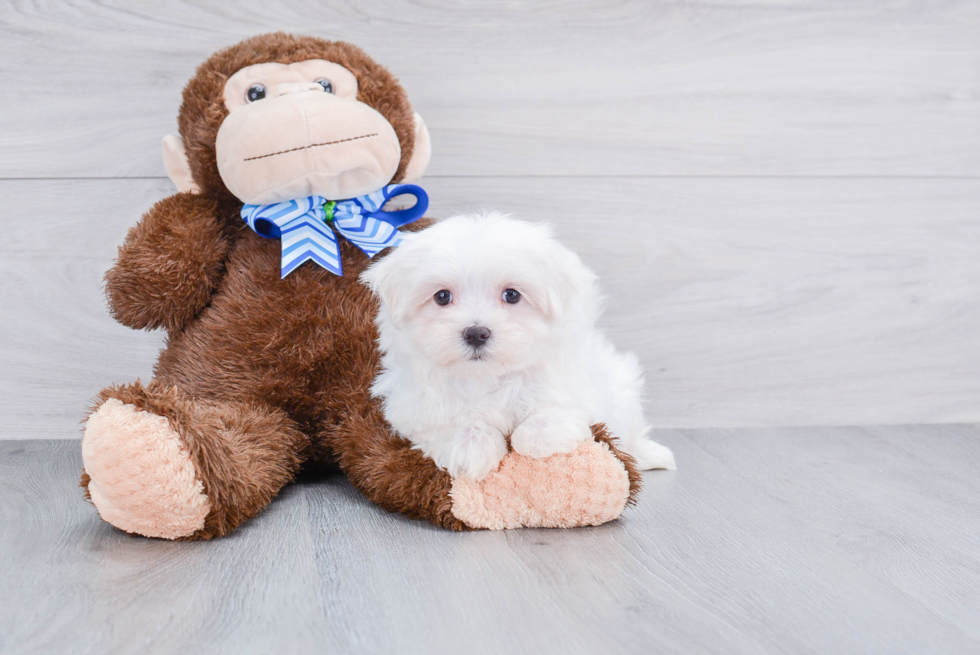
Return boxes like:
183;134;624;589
105;192;230;332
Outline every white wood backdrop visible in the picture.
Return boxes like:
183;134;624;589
1;0;978;437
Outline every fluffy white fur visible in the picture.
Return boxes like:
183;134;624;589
362;212;676;481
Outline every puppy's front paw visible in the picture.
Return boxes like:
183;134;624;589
511;408;593;459
433;423;508;481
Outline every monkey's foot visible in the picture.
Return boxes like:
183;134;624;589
82;398;210;539
448;430;637;530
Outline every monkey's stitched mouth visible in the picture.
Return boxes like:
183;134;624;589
244;133;378;162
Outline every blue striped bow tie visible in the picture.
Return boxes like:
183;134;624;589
241;184;428;278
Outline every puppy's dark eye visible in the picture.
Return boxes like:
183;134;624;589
434;290;452;306
246;84;266;102
502;288;521;304
315;78;333;93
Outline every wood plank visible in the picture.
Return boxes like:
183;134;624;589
1;0;978;178
674;423;980;642
1;176;977;436
0;441;327;654
2;427;979;653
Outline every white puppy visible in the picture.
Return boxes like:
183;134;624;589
361;212;676;481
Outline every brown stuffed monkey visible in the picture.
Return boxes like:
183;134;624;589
80;33;640;540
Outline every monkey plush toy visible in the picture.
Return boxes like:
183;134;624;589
80;33;641;540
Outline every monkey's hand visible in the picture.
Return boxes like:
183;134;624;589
105;192;229;333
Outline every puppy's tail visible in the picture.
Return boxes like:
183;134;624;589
628;437;677;471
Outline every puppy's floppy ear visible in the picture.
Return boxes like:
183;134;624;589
360;245;415;325
537;239;600;323
360;251;397;310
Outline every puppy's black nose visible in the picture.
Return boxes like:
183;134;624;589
462;325;492;348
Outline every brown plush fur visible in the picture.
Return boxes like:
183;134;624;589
104;193;228;333
82;33;638;538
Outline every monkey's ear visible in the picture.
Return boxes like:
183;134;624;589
162;135;201;194
399;113;431;183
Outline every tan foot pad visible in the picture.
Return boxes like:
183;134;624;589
82;399;210;539
449;439;631;530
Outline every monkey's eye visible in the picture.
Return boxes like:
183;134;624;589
434;290;452;306
502;289;521;304
315;78;334;94
246;84;266;102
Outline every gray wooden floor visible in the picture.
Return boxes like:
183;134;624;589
2;1;979;653
2;426;980;655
